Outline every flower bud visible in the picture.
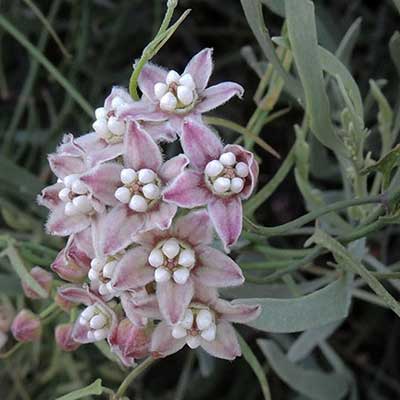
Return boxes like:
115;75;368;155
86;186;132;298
51;240;91;283
109;319;151;366
22;266;53;299
11;309;41;342
55;323;80;352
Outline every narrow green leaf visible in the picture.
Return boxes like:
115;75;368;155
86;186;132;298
258;340;349;400
335;18;362;66
4;242;48;298
0;15;93;117
308;228;400;318
392;0;400;15
389;31;400;77
240;0;304;102
238;334;272;400
243;273;352;333
55;379;103;400
285;0;346;156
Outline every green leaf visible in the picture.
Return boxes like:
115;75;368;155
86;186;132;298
258;340;349;400
240;0;304;102
243;273;352;333
307;228;400;319
335;17;362;66
238;333;272;400
55;379;103;400
287;321;341;362
361;144;400;190
284;0;346;156
389;31;400;77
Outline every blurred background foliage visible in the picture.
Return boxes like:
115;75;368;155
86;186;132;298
1;0;400;399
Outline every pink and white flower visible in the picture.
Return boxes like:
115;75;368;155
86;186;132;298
111;210;244;324
163;119;258;250
151;286;261;360
86;120;188;255
127;48;243;135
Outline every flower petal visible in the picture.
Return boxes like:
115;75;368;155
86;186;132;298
183;48;213;92
157;279;194;324
48;153;86;179
46;204;91;236
124;120;163;172
118;98;166;122
37;182;63;209
80;162;122;206
194;247;244;287
104;86;133;109
200;320;241;360
181;119;223;170
163;170;211;208
208;196;242;251
142;121;178;143
138;62;168;102
88;142;124;167
121;291;161;326
150;321;186;358
72;319;93;344
214;299;261;323
111;247;154;290
173;209;213;246
57;285;94;306
100;205;145;255
196;82;244;113
143;201;177;231
159;154;189;183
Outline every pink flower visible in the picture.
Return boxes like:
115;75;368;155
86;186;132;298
11;309;41;342
38;137;122;237
163;119;258;250
111;210;244;325
109;318;151;366
150;286;261;361
85;120;188;255
22;266;53;299
51;229;93;283
124;48;243;135
58;286;117;344
55;323;80;352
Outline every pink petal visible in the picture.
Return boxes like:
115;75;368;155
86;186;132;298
142;121;177;143
111;247;154;290
173;209;213;246
80;162;122;206
72;319;93;344
133;229;170;249
104;86;133;110
224;144;259;200
157;279;194;324
181;119;223;170
200;321;241;360
159;154;189;183
37;182;63;209
163;170;212;208
118;98;167;122
74;227;95;259
208;196;242;251
193;247;244;288
196;82;244;113
57;286;94;306
138;62;168;102
87;142;124;167
124;120;163;171
100;205;145;255
121;291;161;326
48;153;85;179
192;283;219;305
46;204;91;236
143;201;177;231
73;132;107;154
214;299;261;323
183;48;213;92
150;321;186;358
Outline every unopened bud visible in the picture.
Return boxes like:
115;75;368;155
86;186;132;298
11;310;41;342
22;266;53;299
55;323;80;352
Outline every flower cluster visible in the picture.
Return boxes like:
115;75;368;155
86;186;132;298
36;49;260;365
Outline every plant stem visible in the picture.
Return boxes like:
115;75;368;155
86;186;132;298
115;356;155;398
244;195;382;237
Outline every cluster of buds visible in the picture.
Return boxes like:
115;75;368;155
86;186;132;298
35;48;261;365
